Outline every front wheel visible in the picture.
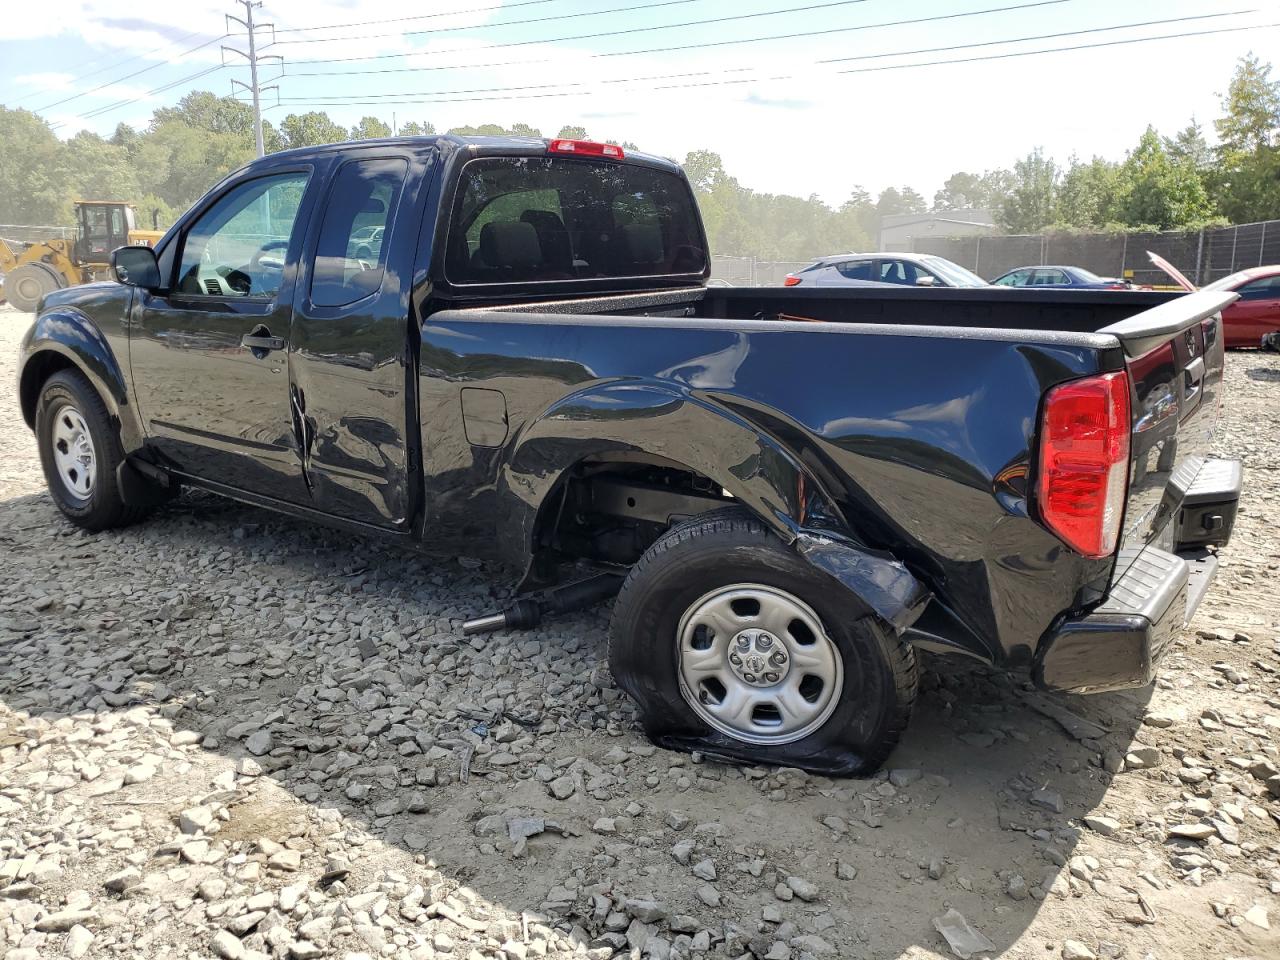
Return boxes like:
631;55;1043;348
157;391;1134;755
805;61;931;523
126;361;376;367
5;263;62;312
609;508;917;775
35;370;152;531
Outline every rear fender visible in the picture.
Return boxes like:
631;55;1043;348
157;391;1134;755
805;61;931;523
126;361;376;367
18;307;143;451
503;381;929;630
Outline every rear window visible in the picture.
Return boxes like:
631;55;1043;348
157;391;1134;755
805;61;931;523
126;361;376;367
445;156;706;285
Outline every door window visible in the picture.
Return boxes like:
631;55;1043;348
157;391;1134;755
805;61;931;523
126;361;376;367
877;259;920;284
1238;276;1280;300
836;260;875;280
176;172;309;299
1031;268;1069;285
311;158;408;307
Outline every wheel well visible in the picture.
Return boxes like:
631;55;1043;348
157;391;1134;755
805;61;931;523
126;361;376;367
529;453;735;574
19;352;76;427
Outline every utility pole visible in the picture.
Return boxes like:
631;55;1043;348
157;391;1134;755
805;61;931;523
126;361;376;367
223;1;282;158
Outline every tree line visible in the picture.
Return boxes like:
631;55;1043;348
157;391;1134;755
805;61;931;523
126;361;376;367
1;55;1276;262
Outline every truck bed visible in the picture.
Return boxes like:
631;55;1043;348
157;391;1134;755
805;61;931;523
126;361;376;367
430;284;1230;673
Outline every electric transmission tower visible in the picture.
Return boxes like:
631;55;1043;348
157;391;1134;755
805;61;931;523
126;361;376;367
223;0;283;157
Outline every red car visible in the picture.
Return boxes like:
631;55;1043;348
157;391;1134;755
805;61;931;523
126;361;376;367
1204;266;1280;348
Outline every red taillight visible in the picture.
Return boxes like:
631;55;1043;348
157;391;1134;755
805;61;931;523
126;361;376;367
1036;371;1131;558
1104;282;1127;290
548;139;624;159
783;275;801;286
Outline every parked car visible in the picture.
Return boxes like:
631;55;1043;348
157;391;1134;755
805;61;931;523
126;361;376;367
19;135;1240;775
347;225;384;261
784;252;987;288
991;265;1135;290
1202;266;1280;347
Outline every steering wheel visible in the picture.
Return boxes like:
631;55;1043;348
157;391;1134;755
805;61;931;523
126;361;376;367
249;239;289;271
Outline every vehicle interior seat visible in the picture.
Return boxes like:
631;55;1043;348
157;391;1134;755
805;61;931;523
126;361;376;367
624;223;664;267
519;210;575;276
473;221;544;281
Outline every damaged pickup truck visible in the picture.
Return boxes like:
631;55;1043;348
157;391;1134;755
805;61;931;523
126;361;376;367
18;135;1242;774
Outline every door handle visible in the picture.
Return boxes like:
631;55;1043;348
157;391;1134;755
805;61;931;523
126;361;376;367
1184;356;1205;401
242;326;285;356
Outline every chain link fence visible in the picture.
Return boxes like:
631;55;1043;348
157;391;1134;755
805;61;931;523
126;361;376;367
710;256;811;286
911;219;1280;286
0;224;75;244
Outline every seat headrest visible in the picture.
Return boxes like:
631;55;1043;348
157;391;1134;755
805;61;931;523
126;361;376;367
624;223;663;264
479;221;542;269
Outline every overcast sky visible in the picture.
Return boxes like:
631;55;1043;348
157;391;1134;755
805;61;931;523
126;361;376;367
4;0;1277;204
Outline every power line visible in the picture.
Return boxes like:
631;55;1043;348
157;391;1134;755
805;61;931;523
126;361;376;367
9;27;217;105
834;19;1280;75
31;34;228;114
271;0;560;35
48;65;228;130
270;0;710;46
257;16;1279;109
817;9;1254;63
274;11;1251;103
283;0;879;65
281;0;1069;75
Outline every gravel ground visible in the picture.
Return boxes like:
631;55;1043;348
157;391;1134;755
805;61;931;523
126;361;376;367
1;300;1278;960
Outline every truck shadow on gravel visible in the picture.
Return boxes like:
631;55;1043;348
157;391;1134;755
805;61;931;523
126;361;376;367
0;489;1156;959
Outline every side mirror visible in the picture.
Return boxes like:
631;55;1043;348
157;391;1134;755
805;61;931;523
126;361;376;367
914;275;938;287
111;245;161;290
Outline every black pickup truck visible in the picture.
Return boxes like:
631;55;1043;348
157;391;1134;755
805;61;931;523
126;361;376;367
18;135;1242;774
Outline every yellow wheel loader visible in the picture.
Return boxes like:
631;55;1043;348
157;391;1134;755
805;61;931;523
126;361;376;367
1;201;165;312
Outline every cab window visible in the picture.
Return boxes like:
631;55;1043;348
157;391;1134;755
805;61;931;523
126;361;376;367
311;158;408;307
446;156;705;284
176;172;309;298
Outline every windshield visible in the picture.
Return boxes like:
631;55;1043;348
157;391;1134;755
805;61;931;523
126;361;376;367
921;256;988;287
1072;267;1104;282
1204;270;1254;291
446;156;706;285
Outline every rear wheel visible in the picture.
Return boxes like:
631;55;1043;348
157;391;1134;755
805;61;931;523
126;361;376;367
610;508;917;775
6;263;62;312
35;370;152;531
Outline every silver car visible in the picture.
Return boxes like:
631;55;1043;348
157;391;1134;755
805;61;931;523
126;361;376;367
784;252;987;288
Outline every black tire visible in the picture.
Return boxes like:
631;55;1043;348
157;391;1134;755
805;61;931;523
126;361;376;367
35;370;152;531
610;508;917;776
6;262;61;312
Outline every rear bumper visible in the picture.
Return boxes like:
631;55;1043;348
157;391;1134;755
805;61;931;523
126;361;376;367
1034;458;1240;694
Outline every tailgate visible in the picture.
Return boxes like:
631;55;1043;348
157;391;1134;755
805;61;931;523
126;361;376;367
1101;291;1237;569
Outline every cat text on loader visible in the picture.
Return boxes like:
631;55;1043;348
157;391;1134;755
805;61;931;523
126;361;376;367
0;201;165;312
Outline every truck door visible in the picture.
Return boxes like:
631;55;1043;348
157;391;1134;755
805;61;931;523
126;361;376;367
129;168;318;502
286;154;417;529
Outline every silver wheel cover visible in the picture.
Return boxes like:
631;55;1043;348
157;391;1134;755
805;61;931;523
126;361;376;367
677;583;843;745
49;405;96;501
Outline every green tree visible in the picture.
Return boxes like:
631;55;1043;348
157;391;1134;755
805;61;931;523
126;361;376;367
998;147;1059;232
0;107;71;224
1215;54;1280;154
555;124;589;139
1213;54;1280;223
933;169;1015;213
398;120;437;136
875;186;926;219
62;131;142;218
682;150;728;191
350;116;393;140
280;112;348;149
1115;126;1213;229
1055;155;1121;228
1164;119;1212;171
